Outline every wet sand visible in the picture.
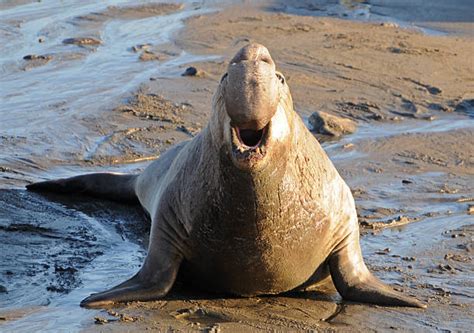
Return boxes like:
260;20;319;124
1;1;473;332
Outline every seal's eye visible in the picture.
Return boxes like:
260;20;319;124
220;73;228;83
276;72;285;84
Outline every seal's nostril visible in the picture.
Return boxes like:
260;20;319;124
276;73;285;84
260;55;272;65
220;73;228;83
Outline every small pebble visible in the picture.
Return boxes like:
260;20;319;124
63;37;101;46
182;66;198;76
107;310;118;317
23;54;52;61
94;317;108;325
131;43;152;52
182;66;205;77
380;22;399;28
468;205;474;215
119;314;138;322
438;264;455;272
375;247;391;255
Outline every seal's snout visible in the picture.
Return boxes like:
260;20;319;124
223;44;288;171
230;43;275;67
224;43;279;131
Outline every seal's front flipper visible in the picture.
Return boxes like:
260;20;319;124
80;273;168;308
81;249;182;308
329;233;426;308
27;173;137;203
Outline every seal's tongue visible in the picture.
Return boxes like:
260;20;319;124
224;44;279;132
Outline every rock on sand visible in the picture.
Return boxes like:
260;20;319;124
309;111;357;137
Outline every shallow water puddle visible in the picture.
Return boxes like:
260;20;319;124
0;0;216;170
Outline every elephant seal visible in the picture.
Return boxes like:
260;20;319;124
28;43;425;308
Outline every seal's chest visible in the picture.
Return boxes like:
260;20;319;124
187;196;327;295
183;165;329;294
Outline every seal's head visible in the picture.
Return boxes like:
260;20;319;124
211;43;294;171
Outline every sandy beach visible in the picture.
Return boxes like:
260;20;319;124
0;1;473;332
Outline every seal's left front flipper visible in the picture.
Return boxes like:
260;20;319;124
80;273;169;308
81;249;183;308
329;232;427;308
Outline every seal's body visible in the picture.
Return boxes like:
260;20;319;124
28;44;425;308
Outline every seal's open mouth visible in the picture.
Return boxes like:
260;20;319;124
237;127;266;148
230;123;270;169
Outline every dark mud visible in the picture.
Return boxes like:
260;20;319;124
0;189;148;306
0;189;149;331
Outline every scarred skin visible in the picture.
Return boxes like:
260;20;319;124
27;44;426;309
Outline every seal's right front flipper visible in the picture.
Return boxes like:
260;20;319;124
329;232;427;308
27;173;138;203
81;249;182;308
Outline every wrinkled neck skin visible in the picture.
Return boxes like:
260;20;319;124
207;79;296;192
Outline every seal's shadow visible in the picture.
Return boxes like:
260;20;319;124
31;190;151;248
